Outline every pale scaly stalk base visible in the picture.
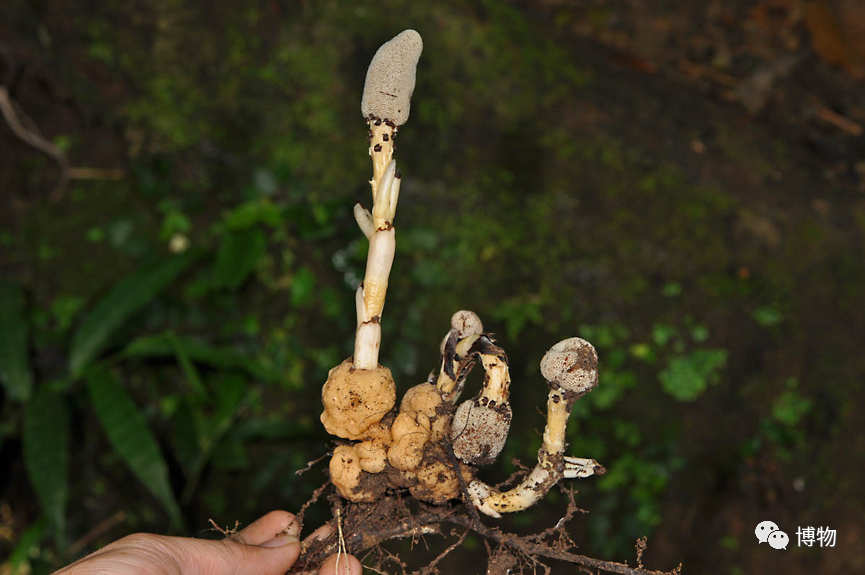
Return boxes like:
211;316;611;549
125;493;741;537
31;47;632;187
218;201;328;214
354;121;400;369
467;388;604;517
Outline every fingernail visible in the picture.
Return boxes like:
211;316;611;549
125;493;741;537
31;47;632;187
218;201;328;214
261;533;300;548
311;523;334;541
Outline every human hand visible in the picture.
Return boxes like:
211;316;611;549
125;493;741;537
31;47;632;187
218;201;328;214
55;510;361;575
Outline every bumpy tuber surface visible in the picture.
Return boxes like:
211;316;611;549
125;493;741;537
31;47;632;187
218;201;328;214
387;412;428;471
320;359;395;440
330;445;377;502
399;383;448;439
387;383;448;471
411;460;463;504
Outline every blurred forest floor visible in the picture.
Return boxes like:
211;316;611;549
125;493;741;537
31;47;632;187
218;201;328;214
1;1;864;574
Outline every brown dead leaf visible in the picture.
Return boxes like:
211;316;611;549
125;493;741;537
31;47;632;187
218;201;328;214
805;0;865;80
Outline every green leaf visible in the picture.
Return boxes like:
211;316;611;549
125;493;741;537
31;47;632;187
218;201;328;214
231;417;311;441
212;228;266;289
5;518;46;571
169;398;203;470
753;306;783;327
222;200;283;229
180;375;257;504
159;209;191;240
659;349;728;401
410;259;445;288
689;324;710;343
50;295;85;334
661;282;682;297
69;254;196;377
122;333;280;381
86;368;182;528
651;323;678;348
0;282;33;401
629;343;656;363
23;389;69;547
211;439;249;471
399;228;439;252
589;368;637;409
290;266;315;307
772;390;812;426
492;295;544;341
167;332;206;396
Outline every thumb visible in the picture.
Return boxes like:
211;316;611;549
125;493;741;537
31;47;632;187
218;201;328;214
218;537;302;575
169;533;301;575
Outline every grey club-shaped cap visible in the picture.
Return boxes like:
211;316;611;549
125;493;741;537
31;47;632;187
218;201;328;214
361;30;423;126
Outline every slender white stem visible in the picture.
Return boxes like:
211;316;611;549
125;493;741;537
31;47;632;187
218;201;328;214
354;321;381;370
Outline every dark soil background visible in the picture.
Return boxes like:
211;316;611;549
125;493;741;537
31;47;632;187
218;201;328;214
1;1;864;573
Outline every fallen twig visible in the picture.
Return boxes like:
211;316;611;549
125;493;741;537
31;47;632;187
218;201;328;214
0;85;69;199
816;107;863;136
0;86;127;200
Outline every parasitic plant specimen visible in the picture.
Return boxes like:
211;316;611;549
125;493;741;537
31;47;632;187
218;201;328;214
296;30;677;575
323;26;603;516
